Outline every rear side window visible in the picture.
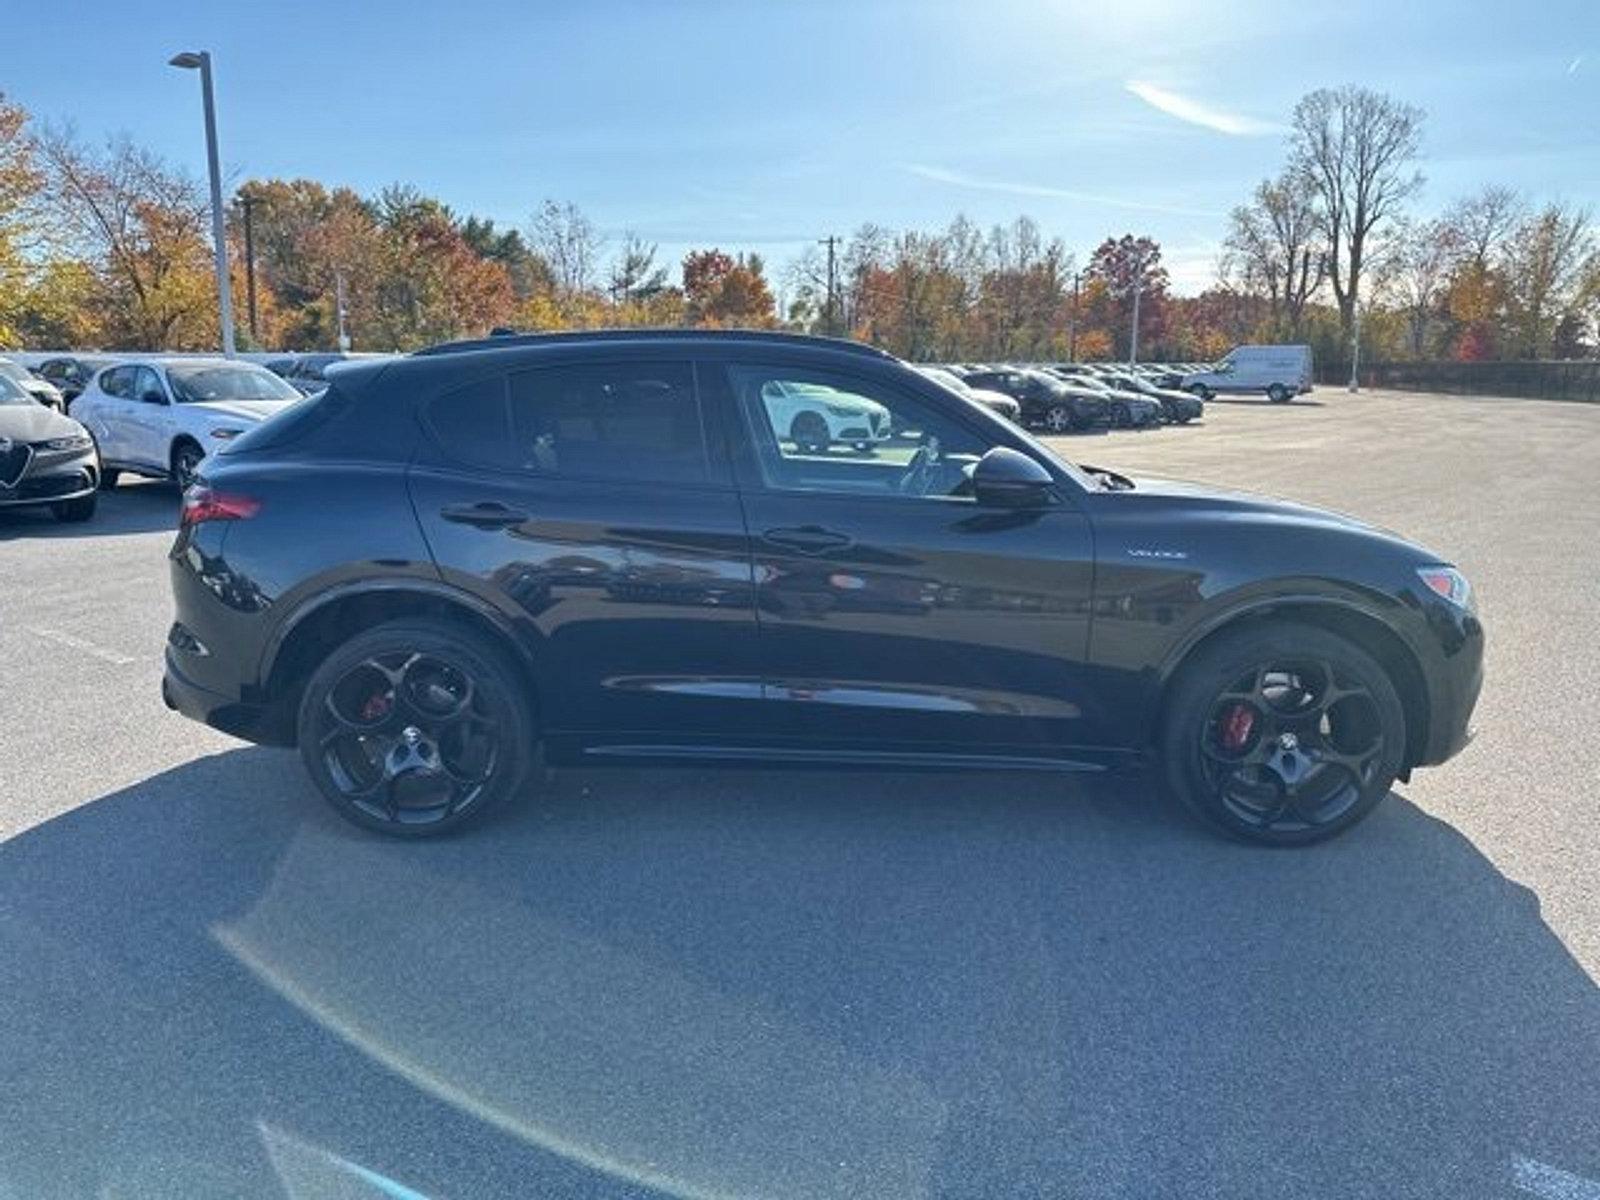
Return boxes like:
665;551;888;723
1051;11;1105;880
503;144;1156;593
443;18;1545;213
100;366;133;398
427;361;709;486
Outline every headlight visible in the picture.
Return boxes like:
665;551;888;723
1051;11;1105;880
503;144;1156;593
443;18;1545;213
1417;565;1474;611
208;427;247;440
40;434;92;453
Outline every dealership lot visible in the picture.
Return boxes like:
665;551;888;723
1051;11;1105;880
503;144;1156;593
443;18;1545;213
2;389;1597;1198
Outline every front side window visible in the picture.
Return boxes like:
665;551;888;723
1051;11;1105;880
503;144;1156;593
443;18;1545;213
134;366;166;403
728;364;989;501
427;361;709;486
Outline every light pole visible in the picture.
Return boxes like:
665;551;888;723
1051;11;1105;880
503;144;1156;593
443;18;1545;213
169;50;236;357
1128;252;1150;365
1067;270;1081;362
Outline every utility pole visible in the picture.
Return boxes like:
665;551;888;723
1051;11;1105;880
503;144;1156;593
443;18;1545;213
335;271;350;351
169;50;235;357
1067;270;1082;362
1129;282;1143;364
819;235;839;335
240;193;258;343
1348;304;1362;392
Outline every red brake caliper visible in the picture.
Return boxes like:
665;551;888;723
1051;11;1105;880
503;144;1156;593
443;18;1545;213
1219;703;1256;752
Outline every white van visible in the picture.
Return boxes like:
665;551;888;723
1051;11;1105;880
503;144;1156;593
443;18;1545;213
1181;345;1313;403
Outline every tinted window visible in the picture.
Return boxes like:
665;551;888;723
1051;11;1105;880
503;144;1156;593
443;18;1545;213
100;367;134;399
429;362;708;485
134;366;166;403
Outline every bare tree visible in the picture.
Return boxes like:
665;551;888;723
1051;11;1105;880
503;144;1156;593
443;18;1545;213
529;199;602;310
1223;171;1325;337
1289;86;1425;340
1385;216;1459;357
1443;185;1524;272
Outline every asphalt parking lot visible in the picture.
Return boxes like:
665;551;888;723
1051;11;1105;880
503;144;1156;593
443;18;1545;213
2;388;1597;1199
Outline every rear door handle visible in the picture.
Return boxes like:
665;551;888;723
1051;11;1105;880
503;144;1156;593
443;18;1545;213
439;501;529;529
761;525;853;554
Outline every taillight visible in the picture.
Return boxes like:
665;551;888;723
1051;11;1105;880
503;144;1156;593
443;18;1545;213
180;485;260;526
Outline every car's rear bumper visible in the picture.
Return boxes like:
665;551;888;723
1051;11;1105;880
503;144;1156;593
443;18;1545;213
162;643;281;744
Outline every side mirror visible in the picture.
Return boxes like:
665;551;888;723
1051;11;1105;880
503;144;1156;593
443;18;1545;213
973;446;1054;508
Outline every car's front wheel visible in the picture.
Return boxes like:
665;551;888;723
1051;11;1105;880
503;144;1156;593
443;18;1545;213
296;619;537;837
790;412;831;455
1161;622;1405;845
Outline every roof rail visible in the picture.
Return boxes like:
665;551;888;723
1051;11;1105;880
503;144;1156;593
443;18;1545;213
410;327;894;359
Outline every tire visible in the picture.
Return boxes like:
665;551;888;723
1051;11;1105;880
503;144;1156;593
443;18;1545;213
790;411;831;455
1267;384;1291;404
296;619;537;837
1188;384;1212;401
171;439;204;490
52;492;97;523
1160;622;1406;846
1041;403;1075;434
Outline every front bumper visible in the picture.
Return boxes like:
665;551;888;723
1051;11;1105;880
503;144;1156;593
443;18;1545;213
0;448;98;508
1413;605;1485;767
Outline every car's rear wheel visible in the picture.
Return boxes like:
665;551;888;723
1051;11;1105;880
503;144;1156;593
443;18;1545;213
1042;403;1074;434
296;619;536;837
172;439;204;490
52;493;97;523
1267;383;1291;403
1161;622;1405;845
790;411;831;455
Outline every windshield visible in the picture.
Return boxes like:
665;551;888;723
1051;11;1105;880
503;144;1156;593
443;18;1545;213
0;361;37;388
0;371;35;405
167;364;300;404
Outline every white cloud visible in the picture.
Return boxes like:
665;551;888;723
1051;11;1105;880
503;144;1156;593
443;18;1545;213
902;163;1221;219
1125;81;1284;136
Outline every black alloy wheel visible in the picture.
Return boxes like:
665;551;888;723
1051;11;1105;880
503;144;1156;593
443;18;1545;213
1042;403;1075;434
790;411;831;455
1162;623;1405;844
172;441;205;490
297;620;535;836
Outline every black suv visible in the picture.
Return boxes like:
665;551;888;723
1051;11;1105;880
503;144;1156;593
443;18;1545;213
163;331;1482;844
962;368;1108;433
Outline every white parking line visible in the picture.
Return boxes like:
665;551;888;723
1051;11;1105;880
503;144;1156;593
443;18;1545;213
1514;1156;1600;1200
26;626;139;667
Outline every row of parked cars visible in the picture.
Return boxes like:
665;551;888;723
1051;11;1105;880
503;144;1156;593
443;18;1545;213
0;350;375;524
921;361;1210;433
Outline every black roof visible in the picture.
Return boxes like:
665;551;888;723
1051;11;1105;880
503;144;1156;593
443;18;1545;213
410;328;894;360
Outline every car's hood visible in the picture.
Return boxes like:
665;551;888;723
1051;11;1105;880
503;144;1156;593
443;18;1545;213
967;387;1017;407
0;402;86;441
1104;470;1431;554
185;398;294;423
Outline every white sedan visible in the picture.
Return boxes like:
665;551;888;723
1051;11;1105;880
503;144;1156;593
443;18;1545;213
72;357;302;489
760;380;892;453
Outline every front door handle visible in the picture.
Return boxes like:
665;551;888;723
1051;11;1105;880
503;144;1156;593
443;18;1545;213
439;501;529;529
761;525;854;554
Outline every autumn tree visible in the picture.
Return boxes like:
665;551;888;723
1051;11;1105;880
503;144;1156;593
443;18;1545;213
682;249;776;327
1087;234;1168;359
1501;202;1594;358
1290;86;1424;341
1385;217;1460;357
38;129;221;349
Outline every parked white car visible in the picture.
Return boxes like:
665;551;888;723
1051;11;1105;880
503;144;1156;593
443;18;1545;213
759;379;892;453
0;356;65;412
72;357;302;489
1180;344;1314;403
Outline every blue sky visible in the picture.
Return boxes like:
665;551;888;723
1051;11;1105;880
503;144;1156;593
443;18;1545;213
8;0;1598;294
